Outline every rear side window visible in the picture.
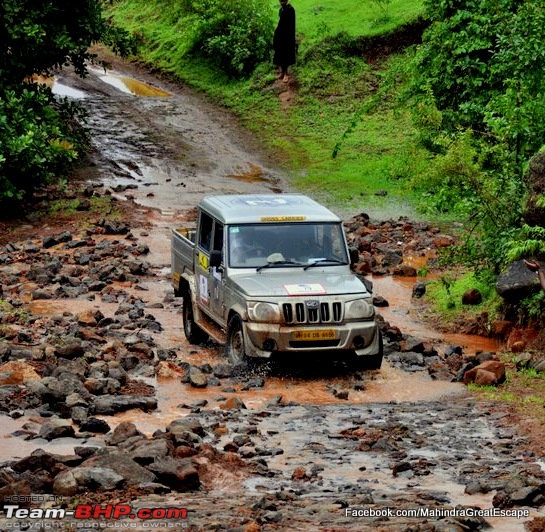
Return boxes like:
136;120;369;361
199;212;213;251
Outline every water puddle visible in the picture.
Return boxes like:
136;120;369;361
372;275;502;354
89;66;171;97
228;164;269;184
0;416;103;462
51;80;86;99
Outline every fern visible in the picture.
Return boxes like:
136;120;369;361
506;224;545;261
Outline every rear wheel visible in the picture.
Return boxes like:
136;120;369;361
226;314;248;367
182;291;207;344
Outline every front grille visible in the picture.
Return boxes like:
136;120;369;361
282;301;342;324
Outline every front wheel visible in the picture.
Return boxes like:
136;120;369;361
182;292;207;344
353;332;383;370
225;314;248;367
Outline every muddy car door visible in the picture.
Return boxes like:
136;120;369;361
195;210;225;322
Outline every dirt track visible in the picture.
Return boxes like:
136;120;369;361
0;56;544;531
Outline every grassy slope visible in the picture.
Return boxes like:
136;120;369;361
107;0;431;219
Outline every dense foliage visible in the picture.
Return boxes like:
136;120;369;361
0;1;134;205
181;0;274;76
408;0;545;268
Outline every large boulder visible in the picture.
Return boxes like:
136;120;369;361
496;260;543;303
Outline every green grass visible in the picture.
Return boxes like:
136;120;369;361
106;0;431;218
293;0;424;41
423;269;501;322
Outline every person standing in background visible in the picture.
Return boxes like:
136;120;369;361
273;0;296;83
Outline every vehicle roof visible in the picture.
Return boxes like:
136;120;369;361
199;194;341;224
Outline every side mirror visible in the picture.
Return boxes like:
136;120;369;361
210;250;222;268
349;247;359;266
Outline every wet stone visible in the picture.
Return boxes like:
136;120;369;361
38;419;76;440
189;366;208;388
79;417;111;434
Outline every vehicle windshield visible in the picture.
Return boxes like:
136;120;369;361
228;222;348;268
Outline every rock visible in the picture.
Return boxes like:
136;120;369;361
433;234;455;248
106;422;144;446
220;397;247;410
496;260;542;303
372;296;389;307
509;486;543;506
79;418;111;434
167;418;205;438
474;369;499;386
0;360;41;385
392;264;417;277
127;438;172;465
42;236;58;249
462;288;483;305
463;360;506;386
188;366;208;388
53;470;78;496
392;461;413;477
155;361;185;378
147;457;200;491
39;419;76;440
412;281;426;298
55;340;85;359
511;340;526;353
93;395;157;415
213;363;233;379
77;310;98;327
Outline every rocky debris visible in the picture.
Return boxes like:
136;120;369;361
0;414;268;500
344;215;448;278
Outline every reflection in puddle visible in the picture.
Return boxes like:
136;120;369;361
51;81;86;99
89;67;171;97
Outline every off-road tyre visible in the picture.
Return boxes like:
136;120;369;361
182;291;207;344
353;332;384;370
226;314;248;367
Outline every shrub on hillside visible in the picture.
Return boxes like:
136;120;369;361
181;0;273;76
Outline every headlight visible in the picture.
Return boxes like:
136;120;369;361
247;301;281;323
345;298;375;320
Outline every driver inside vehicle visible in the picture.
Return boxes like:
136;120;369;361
229;226;267;266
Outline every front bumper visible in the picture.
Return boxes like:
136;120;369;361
241;320;381;359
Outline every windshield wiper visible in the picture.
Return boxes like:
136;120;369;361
256;260;302;272
303;258;348;270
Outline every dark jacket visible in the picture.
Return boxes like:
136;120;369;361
273;3;296;67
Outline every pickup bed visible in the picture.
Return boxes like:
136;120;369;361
171;194;383;368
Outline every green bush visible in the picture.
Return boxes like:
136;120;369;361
0;87;82;202
181;0;274;76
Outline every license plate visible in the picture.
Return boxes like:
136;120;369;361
292;329;337;341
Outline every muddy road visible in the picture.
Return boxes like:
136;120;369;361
0;57;544;531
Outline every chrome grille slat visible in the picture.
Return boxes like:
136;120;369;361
282;301;343;324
